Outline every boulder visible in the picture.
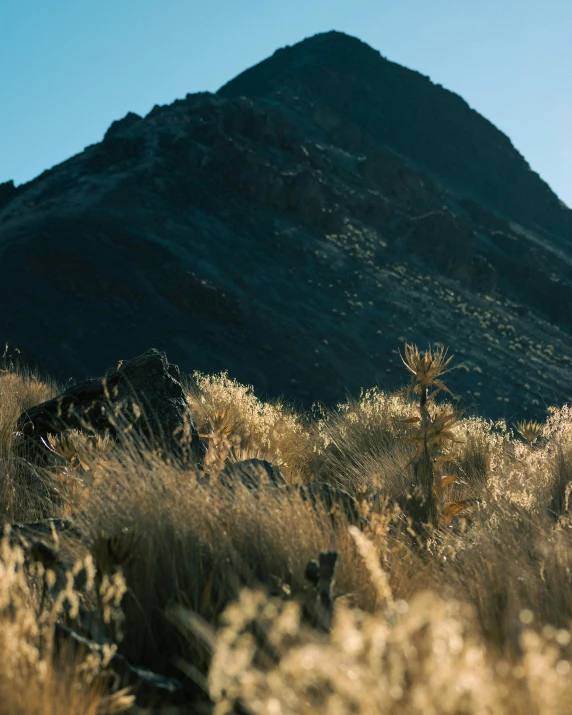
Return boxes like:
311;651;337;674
220;458;287;490
15;349;205;463
217;459;361;523
295;482;361;524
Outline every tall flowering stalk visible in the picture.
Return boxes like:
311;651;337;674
400;344;466;532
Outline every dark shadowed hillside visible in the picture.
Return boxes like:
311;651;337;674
1;31;571;419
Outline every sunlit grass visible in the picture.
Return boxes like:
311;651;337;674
1;347;572;712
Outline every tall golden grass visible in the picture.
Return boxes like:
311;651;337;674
1;347;572;713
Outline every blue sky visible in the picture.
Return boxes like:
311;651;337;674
1;0;571;206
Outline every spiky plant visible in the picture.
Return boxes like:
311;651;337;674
516;419;543;447
399;344;467;533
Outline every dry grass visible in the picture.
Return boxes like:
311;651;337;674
0;361;62;523
186;371;312;480
1;351;572;712
302;388;414;495
0;529;133;715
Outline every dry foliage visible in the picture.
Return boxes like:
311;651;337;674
1;347;572;713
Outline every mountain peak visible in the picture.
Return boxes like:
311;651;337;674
280;29;382;54
219;32;568;237
219;30;388;96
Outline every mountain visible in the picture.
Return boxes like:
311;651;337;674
1;31;571;419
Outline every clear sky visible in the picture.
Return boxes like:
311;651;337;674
1;0;571;206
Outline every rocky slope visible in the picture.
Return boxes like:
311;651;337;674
1;31;571;419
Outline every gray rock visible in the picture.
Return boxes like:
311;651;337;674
16;349;205;463
217;460;361;524
220;458;287;490
294;482;361;524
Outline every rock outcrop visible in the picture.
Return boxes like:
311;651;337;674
16;349;204;463
217;458;361;524
0;180;18;210
219;458;288;490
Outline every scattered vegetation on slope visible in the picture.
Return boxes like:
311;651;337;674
1;345;572;713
